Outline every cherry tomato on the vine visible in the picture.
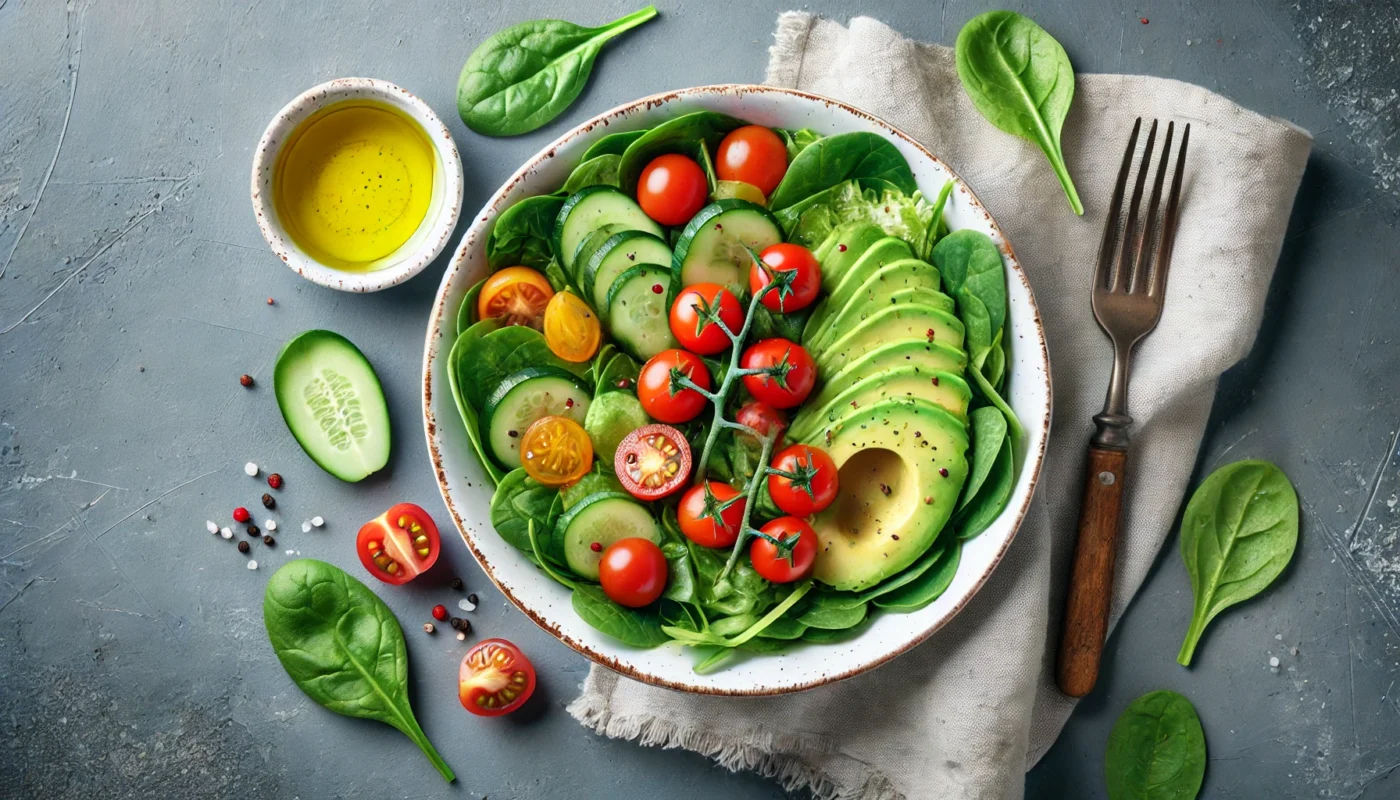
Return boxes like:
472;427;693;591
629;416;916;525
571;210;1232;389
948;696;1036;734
637;349;712;423
768;444;839;517
599;538;668;607
677;481;746;548
716;125;789;196
614;424;693;500
478;266;555;329
356;503;441;585
735;400;787;445
519;415;593;487
750;516;818;583
740;339;816;409
637;154;708;227
749;243;821;313
459;638;536;716
669;283;743;355
542;290;601;363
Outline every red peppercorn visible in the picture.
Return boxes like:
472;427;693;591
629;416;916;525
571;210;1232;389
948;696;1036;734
431;604;449;621
266;297;275;306
267;473;283;490
590;542;602;552
232;507;251;523
239;374;254;388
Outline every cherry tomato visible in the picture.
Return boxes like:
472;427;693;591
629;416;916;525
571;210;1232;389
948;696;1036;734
677;481;746;548
356;503;441;585
459;638;536;717
478;266;555;329
716;125;789;196
543;290;601;363
740;339;816;409
614;424;692;500
749;243;821;313
637;154;708;226
520;415;593;486
735;400;787;445
637;349;712;423
598;538;668;607
669;283;742;355
768;444;840;517
750;516;818;583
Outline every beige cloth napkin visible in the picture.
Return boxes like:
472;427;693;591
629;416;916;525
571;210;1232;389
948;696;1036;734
569;13;1312;799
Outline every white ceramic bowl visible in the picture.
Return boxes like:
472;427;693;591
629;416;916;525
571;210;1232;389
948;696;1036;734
423;85;1051;695
251;78;464;293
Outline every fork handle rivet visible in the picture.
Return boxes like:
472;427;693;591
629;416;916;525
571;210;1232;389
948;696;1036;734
1098;471;1116;486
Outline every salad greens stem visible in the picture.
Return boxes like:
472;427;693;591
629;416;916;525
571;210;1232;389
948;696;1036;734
692;286;773;485
715;430;777;585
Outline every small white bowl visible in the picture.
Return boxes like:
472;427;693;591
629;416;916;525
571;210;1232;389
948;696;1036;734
250;78;464;293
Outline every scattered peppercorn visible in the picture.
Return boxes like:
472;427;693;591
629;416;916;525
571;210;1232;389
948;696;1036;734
450;617;471;634
924;496;934;505
939;468;950;478
239;374;254;388
837;243;848;252
450;577;464;591
246;525;260;537
237;541;251;554
266;297;275;306
263;535;275;547
261;493;275;509
232;507;251;523
423;623;436;634
892;534;900;541
432;604;448;621
616;378;630;389
267;473;284;490
467;593;478;606
590;542;602;552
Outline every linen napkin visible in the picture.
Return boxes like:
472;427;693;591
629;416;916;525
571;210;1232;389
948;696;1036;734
569;13;1312;799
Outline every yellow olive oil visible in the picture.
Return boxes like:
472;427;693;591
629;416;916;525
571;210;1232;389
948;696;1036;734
274;102;435;270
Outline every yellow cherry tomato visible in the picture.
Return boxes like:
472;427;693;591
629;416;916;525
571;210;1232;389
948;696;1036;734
478;266;555;329
519;415;593;486
542;290;602;363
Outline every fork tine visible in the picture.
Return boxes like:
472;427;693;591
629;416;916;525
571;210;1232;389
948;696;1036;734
1150;123;1190;298
1096;118;1141;292
1131;121;1174;294
1118;119;1158;293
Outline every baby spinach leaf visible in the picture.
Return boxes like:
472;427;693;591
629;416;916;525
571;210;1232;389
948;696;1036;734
797;596;868;630
1104;690;1206;800
456;7;659;137
960;407;1010;512
459;324;590;412
490;468;561;557
955;11;1083;215
659;506;698;604
931;228;1008;348
583;128;649;160
571;584;670;647
755;616;808;640
954;434;1014;540
263;560;455;782
767;132;918;211
561;154;622;194
487;195;566;271
560;467;625;509
596;350;641;394
448;323;506;487
801;617;872;643
874;540;962;611
969;358;1024;445
921;179;956;260
1177;460;1298;666
617;110;747;191
455;278;485;337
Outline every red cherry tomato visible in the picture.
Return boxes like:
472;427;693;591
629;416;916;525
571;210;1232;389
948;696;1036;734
637;349;712;423
356;503;441;585
750;243;821;313
669;283;743;355
768;444;840;517
735;400;787;445
716;126;789;196
599;538;668;607
637;154;708;227
459;638;536;717
740;339;816;409
614;424;693;500
677;481;746;548
750;517;818;583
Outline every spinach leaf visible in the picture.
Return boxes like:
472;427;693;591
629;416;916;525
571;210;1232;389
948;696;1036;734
458;323;590;412
955;11;1083;215
801;618;872;644
263;560;455;782
874;540;962;611
960;407;1009;512
1104;690;1206;800
1177;460;1298;666
595;350;641;394
561;154;622;194
456;278;485;337
571;584;670;647
448;322;507;487
756;616;808;640
487;195;565;271
921;180;956;260
931;228;1008;360
767;132;918;211
969;358;1024;445
617;110;747;191
984;328;1008;392
456;7;658;137
954;434;1014;540
583;129;649;160
560;466;625;509
659;506;698;604
490;468;561;557
797;595;868;630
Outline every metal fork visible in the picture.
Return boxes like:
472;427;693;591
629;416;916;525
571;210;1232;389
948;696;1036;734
1056;118;1190;698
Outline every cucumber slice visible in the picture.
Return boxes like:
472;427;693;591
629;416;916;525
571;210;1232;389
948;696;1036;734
556;492;662;579
605;265;678;360
482;367;592;468
570;223;626;287
274;330;390;482
583;230;672;311
554;186;663;274
671;200;783;293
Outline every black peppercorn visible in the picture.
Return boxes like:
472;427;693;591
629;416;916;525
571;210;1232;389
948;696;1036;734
467;593;478;605
261;493;276;509
246;525;260;537
237;541;250;554
263;535;275;547
450;577;464;591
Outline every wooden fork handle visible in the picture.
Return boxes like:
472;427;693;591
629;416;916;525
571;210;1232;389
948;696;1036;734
1056;445;1129;697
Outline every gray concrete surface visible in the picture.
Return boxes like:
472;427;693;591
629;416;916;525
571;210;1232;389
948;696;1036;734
2;1;1397;797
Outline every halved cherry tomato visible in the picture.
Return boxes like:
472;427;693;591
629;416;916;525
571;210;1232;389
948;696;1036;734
356;502;441;585
716;126;789;196
768;444;839;517
459;638;536;717
615;424;692;500
637;154;708;226
478;266;555;329
543;290;601;363
520;415;593;486
637;349;712;423
750;516;818;583
598;537;668;607
740;339;816;409
669;283;743;355
750;243;821;313
678;481;746;548
735;400;787;445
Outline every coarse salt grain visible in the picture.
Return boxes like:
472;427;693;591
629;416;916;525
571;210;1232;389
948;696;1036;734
265;519;277;531
458;598;477;612
244;462;259;477
1269;656;1281;668
220;527;233;540
247;560;258;570
302;521;312;533
206;520;219;534
311;516;325;528
456;632;466;641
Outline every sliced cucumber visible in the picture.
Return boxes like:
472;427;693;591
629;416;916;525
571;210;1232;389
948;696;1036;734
554;186;663;274
570;223;626;287
556;492;662;579
606;265;678;360
482;367;592;469
274;330;390;482
583;230;672;311
671;200;783;293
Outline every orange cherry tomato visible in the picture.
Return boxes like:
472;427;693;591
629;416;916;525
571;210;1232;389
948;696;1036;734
478;266;555;329
459;638;536;717
519;415;593;486
543;290;601;363
637;349;712;423
598;538;668;607
356;502;441;585
677;480;745;548
637;154;708;226
716;126;789;196
750;516;818;583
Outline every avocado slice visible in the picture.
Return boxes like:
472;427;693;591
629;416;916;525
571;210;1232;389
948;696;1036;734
805;258;950;349
788;365;972;442
818;235;911;295
806;285;956;354
816;305;966;376
794;397;969;591
813;222;891;291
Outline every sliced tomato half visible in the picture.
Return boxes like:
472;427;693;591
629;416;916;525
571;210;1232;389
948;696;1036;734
459;638;536;717
614;424;692;500
356;502;441;585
